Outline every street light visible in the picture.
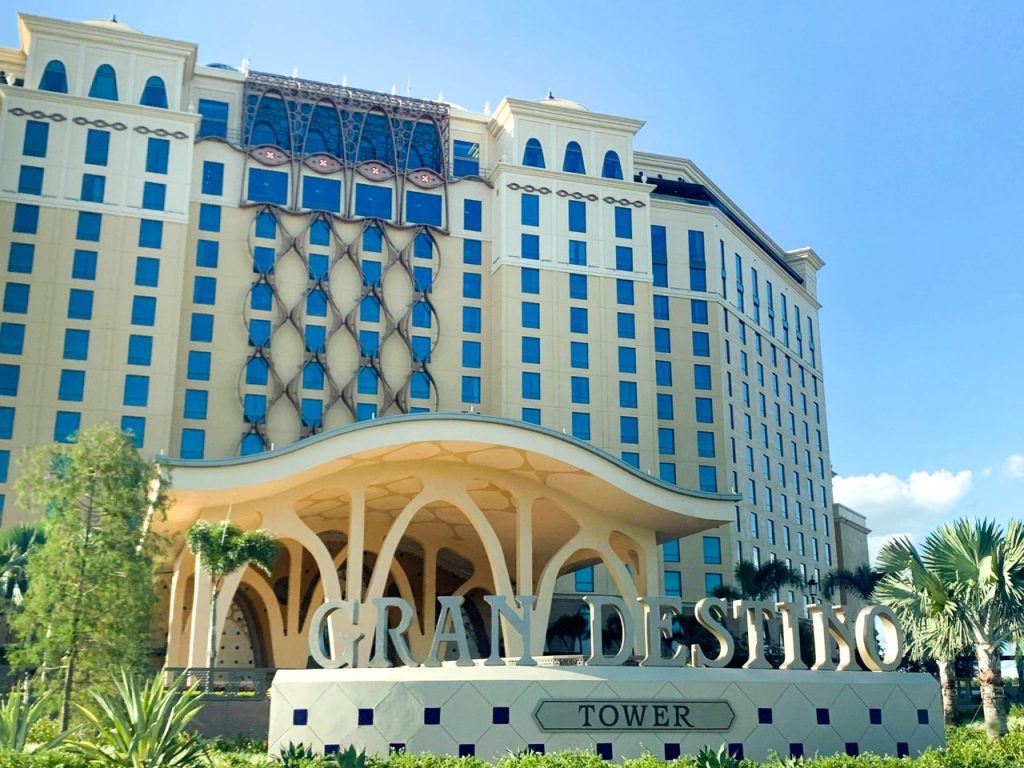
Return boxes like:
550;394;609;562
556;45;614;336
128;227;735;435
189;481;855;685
807;577;819;603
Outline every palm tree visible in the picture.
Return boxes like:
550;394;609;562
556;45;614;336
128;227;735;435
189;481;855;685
712;559;805;601
0;524;45;603
922;519;1024;739
821;564;882;602
184;520;278;682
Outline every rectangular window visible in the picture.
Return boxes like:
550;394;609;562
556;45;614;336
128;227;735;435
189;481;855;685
619;381;637;408
698;466;718;492
575;566;594;593
412;302;431;328
567;239;587;265
0;407;13;439
54;411;80;443
184;390;209;420
453;140;480;177
522;371;541;400
571;412;591;440
191;314;214;343
13;204;39;235
411;335;431;362
462;340;481;368
615;246;634;271
695;397;714;423
616;279;634;306
656;393;673;420
196;240;219;267
663;539;681;563
521;336;540;364
55;370;84;406
568;200;586;233
193;276;216;305
66;288;93;320
704;573;723;598
651;225;668;287
0;324;24;355
18;166;43;195
570;307;588;333
620;416;639;444
123;374;149;407
302;177;342;212
180;428;206;459
461;376;481;403
413;265;433;292
462;272;481;299
655;360;672;386
8;243;33;274
703;536;722;565
614;206;633;238
462;306;481;333
571;376;590;404
406;191;442;225
145;138;170;174
187;350;211;381
135;257;160;287
570;341;589;369
127;334;153;365
71;249;97;280
618;346;636;374
521;194;539;226
662;570;682;598
198;99;229;139
569;273;588;300
131;296;156;326
697;431;716;458
521;233;540;260
654;327;670;353
76;212;102;242
63;329;89;360
463;199;482;231
80;174;105;203
464;239;482;265
688;229;707;291
521;267;540;294
202;161;224;195
692;331;711;357
85;130;109;166
658;427;675;455
22;121;49;157
522;407;541;425
248;169;289;205
0;365;19;397
138;219;163;248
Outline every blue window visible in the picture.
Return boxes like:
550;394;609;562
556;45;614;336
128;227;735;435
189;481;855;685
121;416;145;448
614;207;633;239
248;169;289;205
80;174;105;203
454;141;480;177
141;182;164;211
196;240;219;268
521;194;539;226
692;299;709;324
309;254;329;280
253;246;275;274
72;250;97;280
412;335;431;362
463;239;482;265
146;138;169;174
303;177;341;212
63;329;89;360
464;199;482;231
522;138;545;168
694;364;712;390
693;331;711;357
135;257;159;287
193;276;216;305
654;327;671;353
616;279;634;306
246;357;268;385
357;367;378;395
619;381;637;408
618;346;636;374
616;246;633;271
127;335;152;365
360;296;380;323
67;290;93;321
658;428;675;455
303;362;324;390
570;341;589;369
8;243;34;274
139;219;163;248
54;411;81;443
18;166;43;195
123;374;149;407
3;285;29;314
462;376;481;403
651;225;668;287
23;121;49;157
521;233;540;260
355;184;392;218
355;403;376;422
463;306;481;333
187;351;211;380
85;130;110;166
620;416;639;445
655;360;672;386
406;192;442;225
255;211;277;239
660;463;677;485
663;570;682;596
562;141;586;174
571;376;590;404
521;301;540;329
414;266;433;293
77;212;102;242
0;408;13;439
412;302;431;328
699;466;719;493
180;428;205;459
197;204;221;232
568;240;587;265
522;372;541;400
88;64;119;100
663;539;681;563
696;398;714;423
601;150;623;180
414;233;433;259
306;289;328;316
697;431;716;458
198;99;229;139
13;204;39;234
410;371;430;399
0;365;19;396
617;312;635;339
305;325;325;353
140;76;168;108
310;220;330;246
657;393;674;420
689;230;707;291
38;60;68;93
568;200;586;233
191;314;214;343
570;307;588;333
521;336;540;364
363;230;383;256
462;340;481;368
569;273;587;300
521;267;540;294
359;330;379;356
571;412;591;440
522;407;541;425
0;324;25;355
575;566;594;592
202;162;224;195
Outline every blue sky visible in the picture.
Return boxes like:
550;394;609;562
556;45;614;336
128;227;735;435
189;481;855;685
7;2;1023;555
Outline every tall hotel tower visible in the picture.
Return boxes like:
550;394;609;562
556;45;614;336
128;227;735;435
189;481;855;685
0;14;840;606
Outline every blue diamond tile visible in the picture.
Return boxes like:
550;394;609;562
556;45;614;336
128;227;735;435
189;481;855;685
424;707;441;725
759;707;773;724
870;708;882;725
493;706;510;725
816;708;830;725
358;708;373;726
292;709;308;726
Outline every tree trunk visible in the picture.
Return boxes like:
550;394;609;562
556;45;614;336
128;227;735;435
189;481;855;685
936;659;956;727
977;643;1008;739
206;584;219;691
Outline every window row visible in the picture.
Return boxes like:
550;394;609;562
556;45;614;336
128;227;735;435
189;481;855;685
521;139;623;180
38;59;168;108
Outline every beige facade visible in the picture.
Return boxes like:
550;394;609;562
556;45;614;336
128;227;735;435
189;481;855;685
0;14;860;659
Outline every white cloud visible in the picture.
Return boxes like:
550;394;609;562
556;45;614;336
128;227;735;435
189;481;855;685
832;469;973;561
1003;454;1024;479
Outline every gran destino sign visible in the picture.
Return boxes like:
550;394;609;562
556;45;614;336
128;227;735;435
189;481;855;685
307;593;905;672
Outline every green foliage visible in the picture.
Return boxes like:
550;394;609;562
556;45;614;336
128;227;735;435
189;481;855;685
0;750;90;768
0;693;63;752
67;671;205;768
9;424;169;728
712;560;805;601
693;745;740;768
185;521;278;585
0;525;45;602
327;746;367;768
820;565;882;601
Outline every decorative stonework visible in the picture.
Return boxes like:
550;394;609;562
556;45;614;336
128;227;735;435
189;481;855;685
505;183;551;194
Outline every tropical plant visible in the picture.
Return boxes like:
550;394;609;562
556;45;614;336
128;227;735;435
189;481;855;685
0;525;45;604
820;564;882;602
693;744;740;768
275;742;318;768
67;671;205;768
10;424;169;730
325;746;366;768
0;691;64;752
185;521;278;677
712;559;805;601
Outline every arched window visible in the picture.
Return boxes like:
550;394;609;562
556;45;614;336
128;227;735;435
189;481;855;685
250;94;290;148
522;138;545;168
38;60;68;93
88;64;119;101
562;141;586;174
304;102;342;156
356;112;394;166
601;150;623;180
139;76;168;108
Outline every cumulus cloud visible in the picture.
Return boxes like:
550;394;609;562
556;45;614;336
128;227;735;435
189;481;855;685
1003;454;1024;479
832;469;973;561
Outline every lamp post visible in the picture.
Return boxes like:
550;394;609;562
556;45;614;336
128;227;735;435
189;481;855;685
807;577;819;604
